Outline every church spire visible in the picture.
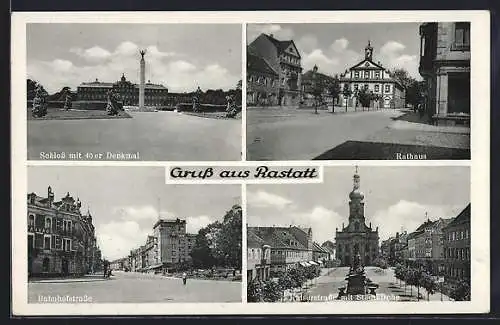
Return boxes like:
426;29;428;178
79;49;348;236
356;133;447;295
353;165;360;190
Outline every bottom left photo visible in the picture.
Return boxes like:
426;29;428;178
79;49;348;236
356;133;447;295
26;166;242;303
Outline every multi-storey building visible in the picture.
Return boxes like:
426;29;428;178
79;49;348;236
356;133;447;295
250;226;313;272
335;168;380;266
27;187;101;277
247;228;271;282
77;74;169;107
443;204;471;283
153;218;196;271
301;65;338;107
312;242;330;262
339;41;405;109
248;33;302;107
247;48;280;106
419;22;471;126
321;240;336;260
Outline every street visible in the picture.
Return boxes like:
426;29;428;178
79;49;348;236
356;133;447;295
247;108;470;160
28;111;242;161
305;267;452;302
28;271;242;303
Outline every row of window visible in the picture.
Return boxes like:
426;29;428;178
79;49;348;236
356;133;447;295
28;233;74;252
271;250;309;258
280;54;300;66
347;83;391;93
446;247;470;260
337;243;375;252
248;248;270;260
445;266;469;279
28;214;74;236
353;70;383;79
248;75;277;87
79;88;167;94
446;229;469;241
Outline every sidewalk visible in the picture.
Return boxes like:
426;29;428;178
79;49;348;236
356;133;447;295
29;274;111;283
393;281;454;301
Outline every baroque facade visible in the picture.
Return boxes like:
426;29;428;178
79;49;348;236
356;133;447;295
335;168;380;267
77;74;169;107
339;41;406;109
27;187;102;277
248;33;303;107
419;22;471;126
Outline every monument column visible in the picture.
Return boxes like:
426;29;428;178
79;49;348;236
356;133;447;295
139;50;146;110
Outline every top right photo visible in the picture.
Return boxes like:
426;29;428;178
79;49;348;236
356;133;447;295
246;22;471;160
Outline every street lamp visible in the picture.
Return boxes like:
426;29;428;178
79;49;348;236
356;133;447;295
342;83;351;113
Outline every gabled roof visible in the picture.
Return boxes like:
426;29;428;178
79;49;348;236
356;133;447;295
249;226;309;250
261;33;301;59
247;51;278;76
349;58;385;71
445;204;471;228
247;229;267;248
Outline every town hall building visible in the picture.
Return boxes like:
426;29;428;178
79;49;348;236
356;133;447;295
335;167;380;267
339;41;406;109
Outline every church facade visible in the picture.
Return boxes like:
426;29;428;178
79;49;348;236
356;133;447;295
339;42;406;109
335;168;380;267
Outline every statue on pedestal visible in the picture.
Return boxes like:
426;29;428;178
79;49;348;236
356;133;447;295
31;85;47;117
192;86;202;112
106;89;123;116
225;94;238;118
64;93;72;111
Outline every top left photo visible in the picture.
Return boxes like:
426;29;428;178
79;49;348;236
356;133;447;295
25;23;243;161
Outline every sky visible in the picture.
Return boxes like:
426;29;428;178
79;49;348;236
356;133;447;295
247;23;423;80
28;166;241;261
247;166;470;244
27;24;242;94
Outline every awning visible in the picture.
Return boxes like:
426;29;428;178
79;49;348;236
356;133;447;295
299;262;308;267
303;262;311;267
317;260;323;264
308;261;318;266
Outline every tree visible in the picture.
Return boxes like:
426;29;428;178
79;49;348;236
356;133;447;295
342;83;352;112
356;87;371;109
421;272;437;301
327;75;341;112
311;75;323;114
247;280;262;302
190;227;215;268
27;79;48;100
261;280;282;302
214;205;242;269
450;280;471;301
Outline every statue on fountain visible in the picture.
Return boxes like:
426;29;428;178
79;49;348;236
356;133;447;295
31;85;47;118
225;94;238;118
345;253;367;296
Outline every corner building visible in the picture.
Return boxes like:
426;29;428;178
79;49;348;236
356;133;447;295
27;187;102;277
335;169;379;266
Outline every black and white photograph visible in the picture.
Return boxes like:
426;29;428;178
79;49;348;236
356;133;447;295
27;24;242;161
247;166;471;302
27;166;242;303
246;23;471;160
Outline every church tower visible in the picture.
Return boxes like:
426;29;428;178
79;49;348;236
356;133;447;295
365;40;373;61
335;166;380;267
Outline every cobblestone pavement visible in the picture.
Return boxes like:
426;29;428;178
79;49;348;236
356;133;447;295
28;111;241;161
305;267;452;302
28;271;242;303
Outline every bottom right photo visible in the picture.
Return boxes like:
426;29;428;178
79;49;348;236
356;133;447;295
246;166;470;303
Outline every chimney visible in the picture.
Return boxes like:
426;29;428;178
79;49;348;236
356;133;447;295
47;186;54;207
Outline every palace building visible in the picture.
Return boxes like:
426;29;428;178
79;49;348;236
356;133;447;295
419;22;470;126
248;33;303;107
339;41;406;109
246;48;280;106
335;168;380;267
77;74;169;107
27;187;102;277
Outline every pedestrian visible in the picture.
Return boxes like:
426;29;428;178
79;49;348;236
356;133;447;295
182;272;187;285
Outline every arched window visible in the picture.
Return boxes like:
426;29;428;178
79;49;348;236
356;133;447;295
354;222;360;231
28;215;35;227
45;217;51;230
